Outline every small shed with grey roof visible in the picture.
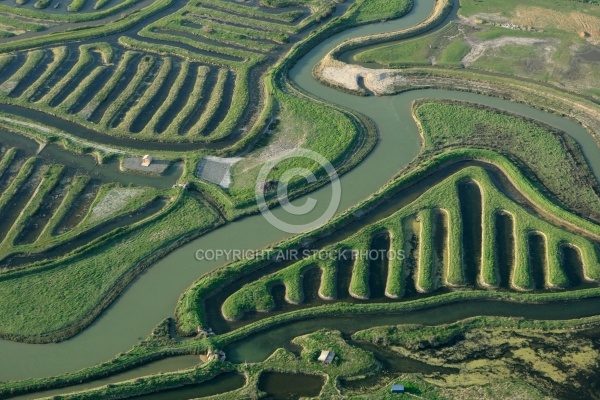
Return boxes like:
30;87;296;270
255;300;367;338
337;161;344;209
317;350;335;364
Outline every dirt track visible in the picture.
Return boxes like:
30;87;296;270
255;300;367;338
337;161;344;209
461;36;551;66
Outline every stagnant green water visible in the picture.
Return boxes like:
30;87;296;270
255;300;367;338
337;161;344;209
1;0;600;383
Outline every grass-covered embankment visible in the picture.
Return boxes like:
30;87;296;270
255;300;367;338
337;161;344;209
414;100;600;224
178;140;600;334
313;0;451;93
354;20;469;66
0;192;223;343
352;314;600;397
218;163;600;322
192;0;416;216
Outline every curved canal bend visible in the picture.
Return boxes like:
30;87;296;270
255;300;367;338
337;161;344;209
1;0;600;382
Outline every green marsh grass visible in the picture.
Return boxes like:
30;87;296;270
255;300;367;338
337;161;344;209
100;55;156;128
20;47;68;102
0;193;221;340
0;50;45;95
36;175;89;242
0;164;63;249
160;19;277;53
0;148;18;180
80;50;137;119
143;60;190;135
118;57;173;133
0;15;45;32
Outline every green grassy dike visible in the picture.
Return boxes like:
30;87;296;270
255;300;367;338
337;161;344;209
0;192;223;342
218;164;600;321
178;146;600;332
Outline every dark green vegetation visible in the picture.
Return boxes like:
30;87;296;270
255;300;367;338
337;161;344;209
353;316;600;399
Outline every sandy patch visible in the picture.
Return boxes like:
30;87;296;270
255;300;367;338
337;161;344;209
320;63;405;95
196;156;242;189
88;187;145;222
513;6;600;42
460;13;510;26
237;122;307;174
462;36;551;66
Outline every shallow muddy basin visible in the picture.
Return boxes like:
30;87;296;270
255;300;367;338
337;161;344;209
258;372;324;400
132;371;245;400
578;48;600;62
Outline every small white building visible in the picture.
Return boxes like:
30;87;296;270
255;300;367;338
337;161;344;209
141;155;153;167
318;350;335;364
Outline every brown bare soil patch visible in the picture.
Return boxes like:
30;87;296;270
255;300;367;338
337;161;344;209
513;6;600;40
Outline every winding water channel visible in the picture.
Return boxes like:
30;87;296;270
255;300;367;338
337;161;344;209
1;0;600;385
